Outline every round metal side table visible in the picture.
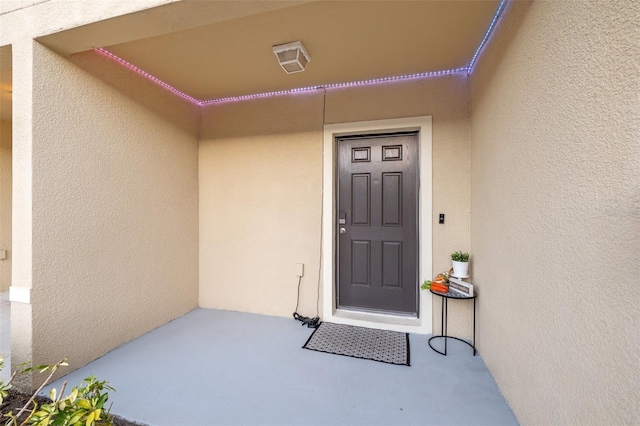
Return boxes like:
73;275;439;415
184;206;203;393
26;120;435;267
428;288;476;356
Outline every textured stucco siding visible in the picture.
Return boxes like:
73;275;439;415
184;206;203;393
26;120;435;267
0;0;176;46
0;0;49;15
0;120;11;292
470;1;640;424
22;41;199;382
69;50;199;135
199;76;473;336
199;93;325;319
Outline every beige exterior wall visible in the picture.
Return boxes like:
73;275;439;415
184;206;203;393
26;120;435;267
0;0;177;47
199;76;473;335
199;93;325;318
12;41;199;387
470;1;640;424
69;50;199;135
0;120;11;292
0;0;48;15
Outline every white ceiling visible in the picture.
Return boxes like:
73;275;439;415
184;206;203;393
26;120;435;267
102;1;500;101
0;0;502;120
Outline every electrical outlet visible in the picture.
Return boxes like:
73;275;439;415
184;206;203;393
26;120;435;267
295;263;304;277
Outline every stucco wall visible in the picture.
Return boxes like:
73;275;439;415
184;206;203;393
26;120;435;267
0;0;48;15
21;41;199;382
69;50;199;135
199;93;325;318
0;120;11;292
10;39;35;391
0;0;176;46
470;1;640;424
199;76;473;335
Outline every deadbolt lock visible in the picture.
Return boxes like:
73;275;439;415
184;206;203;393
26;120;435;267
339;211;347;225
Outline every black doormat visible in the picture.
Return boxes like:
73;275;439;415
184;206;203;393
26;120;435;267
303;322;410;366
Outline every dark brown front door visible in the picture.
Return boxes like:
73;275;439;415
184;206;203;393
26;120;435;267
337;133;418;315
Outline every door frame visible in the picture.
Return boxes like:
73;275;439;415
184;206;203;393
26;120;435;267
322;116;433;334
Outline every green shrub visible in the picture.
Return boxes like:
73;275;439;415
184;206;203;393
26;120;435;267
0;356;115;426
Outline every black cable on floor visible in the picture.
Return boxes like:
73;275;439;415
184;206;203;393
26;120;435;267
293;275;320;328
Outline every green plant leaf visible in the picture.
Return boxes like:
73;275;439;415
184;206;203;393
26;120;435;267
69;388;79;403
96;393;108;409
451;251;470;262
77;399;93;410
69;412;84;424
86;410;96;426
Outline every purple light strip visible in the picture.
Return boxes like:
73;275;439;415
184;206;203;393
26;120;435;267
95;47;202;105
201;67;469;105
468;0;509;73
201;85;323;105
94;0;507;105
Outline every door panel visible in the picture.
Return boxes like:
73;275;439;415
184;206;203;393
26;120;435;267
351;240;371;286
382;173;402;226
337;133;418;315
351;174;371;225
382;241;402;288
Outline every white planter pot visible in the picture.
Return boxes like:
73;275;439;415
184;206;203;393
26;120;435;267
452;260;469;278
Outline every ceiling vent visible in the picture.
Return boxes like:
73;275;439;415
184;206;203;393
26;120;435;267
272;41;311;74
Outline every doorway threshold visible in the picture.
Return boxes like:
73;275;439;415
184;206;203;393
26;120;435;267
331;308;424;334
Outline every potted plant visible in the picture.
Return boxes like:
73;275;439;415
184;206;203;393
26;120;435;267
451;251;470;278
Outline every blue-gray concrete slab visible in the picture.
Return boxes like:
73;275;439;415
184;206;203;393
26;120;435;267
45;309;517;425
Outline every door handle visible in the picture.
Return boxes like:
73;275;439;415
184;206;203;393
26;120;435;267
339;227;346;234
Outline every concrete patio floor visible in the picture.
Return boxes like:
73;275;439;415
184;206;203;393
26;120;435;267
39;308;516;425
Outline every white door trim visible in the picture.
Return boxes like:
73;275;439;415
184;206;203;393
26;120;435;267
322;116;433;334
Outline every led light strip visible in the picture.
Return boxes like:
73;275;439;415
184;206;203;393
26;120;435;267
94;0;508;105
468;0;508;73
201;67;469;105
95;47;202;105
